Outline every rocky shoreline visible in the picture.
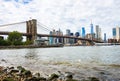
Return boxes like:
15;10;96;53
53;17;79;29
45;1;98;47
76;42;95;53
0;66;102;81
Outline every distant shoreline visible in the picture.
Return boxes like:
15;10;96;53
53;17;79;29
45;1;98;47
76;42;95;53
0;45;63;49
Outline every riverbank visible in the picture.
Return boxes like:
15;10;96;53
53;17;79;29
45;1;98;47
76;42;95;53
0;66;102;81
0;45;63;49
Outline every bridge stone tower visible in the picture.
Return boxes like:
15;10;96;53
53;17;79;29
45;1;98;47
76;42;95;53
26;19;37;42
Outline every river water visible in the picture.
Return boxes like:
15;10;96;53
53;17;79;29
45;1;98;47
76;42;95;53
0;46;120;80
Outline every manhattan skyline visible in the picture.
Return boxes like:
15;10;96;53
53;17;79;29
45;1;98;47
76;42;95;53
0;0;120;39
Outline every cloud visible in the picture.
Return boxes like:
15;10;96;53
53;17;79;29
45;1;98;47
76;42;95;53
0;0;120;39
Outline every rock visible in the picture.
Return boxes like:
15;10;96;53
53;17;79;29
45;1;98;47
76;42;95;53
88;77;99;81
24;77;39;81
57;71;65;80
99;72;105;75
23;70;32;78
48;73;59;80
66;79;78;81
2;68;8;74
39;77;46;80
9;67;14;70
3;77;15;81
80;79;89;81
0;66;79;81
65;72;73;79
17;66;26;73
10;69;19;74
25;77;46;81
33;73;40;78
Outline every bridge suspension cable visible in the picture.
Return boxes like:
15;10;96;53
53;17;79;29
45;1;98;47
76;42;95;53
37;22;53;31
37;24;50;32
0;21;26;27
37;22;53;32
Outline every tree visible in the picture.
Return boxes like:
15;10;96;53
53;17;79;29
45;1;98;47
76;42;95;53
8;31;23;45
0;39;11;46
23;40;33;45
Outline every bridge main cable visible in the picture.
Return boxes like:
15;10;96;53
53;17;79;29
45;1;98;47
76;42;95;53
0;21;26;27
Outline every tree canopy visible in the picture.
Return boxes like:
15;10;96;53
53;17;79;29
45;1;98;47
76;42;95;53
7;31;23;45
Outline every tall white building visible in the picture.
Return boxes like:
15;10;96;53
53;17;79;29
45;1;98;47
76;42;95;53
95;25;102;40
116;27;120;40
99;28;102;40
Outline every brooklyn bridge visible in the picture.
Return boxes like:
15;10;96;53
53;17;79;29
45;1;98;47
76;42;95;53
0;19;103;45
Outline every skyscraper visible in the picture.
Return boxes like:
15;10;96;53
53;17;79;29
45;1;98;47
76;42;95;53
56;29;63;43
66;29;71;36
49;31;53;45
99;28;102;40
112;27;120;40
96;25;99;39
75;32;80;37
116;27;120;40
104;33;107;42
70;33;74;44
82;27;85;38
65;29;71;44
113;28;116;39
95;25;101;40
90;22;94;34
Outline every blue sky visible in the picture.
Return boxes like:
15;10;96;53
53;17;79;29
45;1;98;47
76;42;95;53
0;0;120;39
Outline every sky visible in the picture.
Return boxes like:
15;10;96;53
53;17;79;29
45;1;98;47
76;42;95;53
0;0;120;39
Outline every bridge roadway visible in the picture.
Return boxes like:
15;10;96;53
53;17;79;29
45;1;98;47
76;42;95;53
0;31;103;43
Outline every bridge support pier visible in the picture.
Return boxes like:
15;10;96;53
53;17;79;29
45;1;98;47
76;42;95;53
86;41;95;46
26;19;37;42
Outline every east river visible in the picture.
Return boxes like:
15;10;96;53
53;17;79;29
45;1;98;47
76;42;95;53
0;46;120;80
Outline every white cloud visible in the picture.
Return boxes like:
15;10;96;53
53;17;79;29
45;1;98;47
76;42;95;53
0;0;120;39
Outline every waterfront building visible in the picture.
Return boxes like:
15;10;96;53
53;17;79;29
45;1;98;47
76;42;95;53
116;27;120;40
99;28;102;40
108;39;117;43
56;29;63;43
104;33;107;42
49;29;56;45
74;32;80;43
82;27;85;38
95;25;101;40
112;27;120;40
75;32;80;37
49;29;63;45
66;29;71;36
70;33;74;36
96;25;99;39
70;33;74;44
65;29;71;44
56;31;59;43
34;38;49;46
52;29;56;44
113;28;116;39
90;22;94;34
49;31;53;45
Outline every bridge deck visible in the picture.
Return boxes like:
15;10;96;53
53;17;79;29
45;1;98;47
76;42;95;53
0;31;103;43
